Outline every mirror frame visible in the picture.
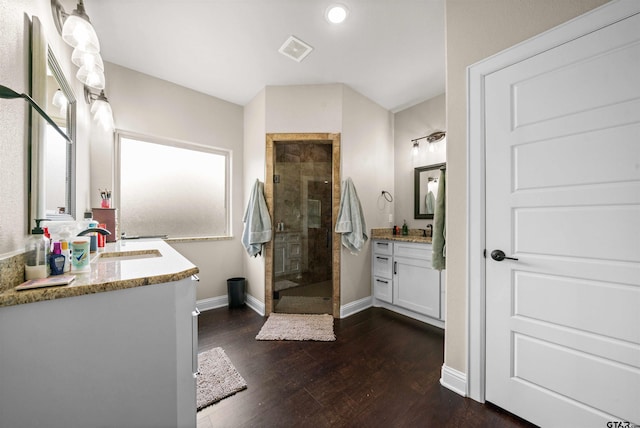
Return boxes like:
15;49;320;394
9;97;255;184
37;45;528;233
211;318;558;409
414;162;445;219
30;16;76;228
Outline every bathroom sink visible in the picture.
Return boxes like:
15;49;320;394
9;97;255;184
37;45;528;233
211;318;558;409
95;249;162;262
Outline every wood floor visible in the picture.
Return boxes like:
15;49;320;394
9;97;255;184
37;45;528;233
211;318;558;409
196;306;536;428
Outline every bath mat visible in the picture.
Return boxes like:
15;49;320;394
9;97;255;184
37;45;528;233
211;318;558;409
274;279;298;291
275;295;332;314
255;313;336;341
197;347;247;411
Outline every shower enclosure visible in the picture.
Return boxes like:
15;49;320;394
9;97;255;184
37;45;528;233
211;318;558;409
264;134;341;317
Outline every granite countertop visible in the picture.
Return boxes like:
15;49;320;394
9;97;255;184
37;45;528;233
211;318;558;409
0;239;199;308
370;228;433;244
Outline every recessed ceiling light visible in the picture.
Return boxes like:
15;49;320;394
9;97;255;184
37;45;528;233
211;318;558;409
325;4;349;24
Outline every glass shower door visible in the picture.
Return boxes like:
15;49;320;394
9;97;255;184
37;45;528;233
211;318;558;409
273;142;333;314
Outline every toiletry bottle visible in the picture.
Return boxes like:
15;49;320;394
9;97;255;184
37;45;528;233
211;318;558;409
24;219;51;280
81;211;98;252
402;220;409;236
49;242;66;275
97;223;107;249
60;240;71;272
88;220;99;252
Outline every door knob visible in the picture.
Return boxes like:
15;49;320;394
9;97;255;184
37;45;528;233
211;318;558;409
491;249;518;261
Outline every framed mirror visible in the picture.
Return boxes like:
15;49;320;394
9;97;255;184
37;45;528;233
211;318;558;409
414;162;445;219
30;16;76;227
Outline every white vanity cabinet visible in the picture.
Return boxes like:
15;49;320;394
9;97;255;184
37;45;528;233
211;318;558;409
372;240;393;303
393;242;441;318
0;277;199;428
372;239;444;328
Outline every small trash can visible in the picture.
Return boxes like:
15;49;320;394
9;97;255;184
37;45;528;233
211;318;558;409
227;277;246;308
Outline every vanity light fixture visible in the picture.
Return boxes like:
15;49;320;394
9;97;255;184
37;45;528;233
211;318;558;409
412;140;420;156
52;88;68;115
52;0;115;128
77;65;106;90
411;131;446;155
0;84;71;143
85;86;114;131
53;0;100;53
72;48;106;89
325;4;349;24
71;48;104;70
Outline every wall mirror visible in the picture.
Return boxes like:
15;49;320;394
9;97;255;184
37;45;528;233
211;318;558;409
414;162;445;219
31;16;76;228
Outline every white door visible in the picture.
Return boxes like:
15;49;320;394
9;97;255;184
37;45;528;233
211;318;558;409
484;9;640;428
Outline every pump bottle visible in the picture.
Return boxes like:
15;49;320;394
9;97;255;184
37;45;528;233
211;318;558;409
25;219;50;280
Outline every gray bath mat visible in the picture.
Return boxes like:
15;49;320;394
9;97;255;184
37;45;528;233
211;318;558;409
255;313;336;341
197;347;247;411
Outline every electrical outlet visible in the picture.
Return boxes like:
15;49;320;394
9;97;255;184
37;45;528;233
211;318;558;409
388;214;393;223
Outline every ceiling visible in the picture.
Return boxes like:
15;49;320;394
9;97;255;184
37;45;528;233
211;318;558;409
84;0;445;112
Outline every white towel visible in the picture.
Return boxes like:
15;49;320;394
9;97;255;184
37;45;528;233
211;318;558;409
426;191;436;214
335;177;368;254
242;179;272;257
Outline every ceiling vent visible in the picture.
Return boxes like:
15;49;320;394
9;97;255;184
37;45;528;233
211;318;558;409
278;35;313;62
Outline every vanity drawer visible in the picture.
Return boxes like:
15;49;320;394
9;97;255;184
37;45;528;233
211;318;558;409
373;276;392;303
373;254;393;279
394;242;432;261
372;240;393;255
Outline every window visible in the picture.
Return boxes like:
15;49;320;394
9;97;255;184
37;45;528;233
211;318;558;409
116;132;230;238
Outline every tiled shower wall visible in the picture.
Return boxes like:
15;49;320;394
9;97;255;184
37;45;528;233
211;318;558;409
274;143;333;281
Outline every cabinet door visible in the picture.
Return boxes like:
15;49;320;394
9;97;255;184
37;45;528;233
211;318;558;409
393;257;440;318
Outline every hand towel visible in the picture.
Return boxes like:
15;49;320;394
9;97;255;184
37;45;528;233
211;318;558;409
242;179;272;257
335;177;368;254
426;191;436;214
432;169;446;270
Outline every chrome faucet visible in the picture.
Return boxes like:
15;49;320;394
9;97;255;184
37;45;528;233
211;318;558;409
77;227;111;237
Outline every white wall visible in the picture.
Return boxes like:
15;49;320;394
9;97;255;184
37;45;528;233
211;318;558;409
341;86;394;304
242;89;266;304
393;94;446;229
265;85;343;133
0;0;92;257
444;0;610;375
99;63;245;301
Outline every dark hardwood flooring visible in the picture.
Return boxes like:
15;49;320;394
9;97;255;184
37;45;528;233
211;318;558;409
197;306;536;428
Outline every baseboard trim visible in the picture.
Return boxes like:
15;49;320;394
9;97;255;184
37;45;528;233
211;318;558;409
440;364;467;397
340;296;372;319
373;300;445;329
196;294;265;316
197;294;374;319
245;293;265;316
196;295;228;312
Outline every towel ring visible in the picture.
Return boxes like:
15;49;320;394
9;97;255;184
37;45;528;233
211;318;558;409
381;191;393;202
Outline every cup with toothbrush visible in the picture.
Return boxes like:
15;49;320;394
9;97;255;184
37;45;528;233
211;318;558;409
100;189;112;208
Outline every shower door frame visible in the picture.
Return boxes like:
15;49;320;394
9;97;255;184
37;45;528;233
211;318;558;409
264;133;341;318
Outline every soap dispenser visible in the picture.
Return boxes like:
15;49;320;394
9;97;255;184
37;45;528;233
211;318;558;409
25;219;51;280
402;220;409;236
